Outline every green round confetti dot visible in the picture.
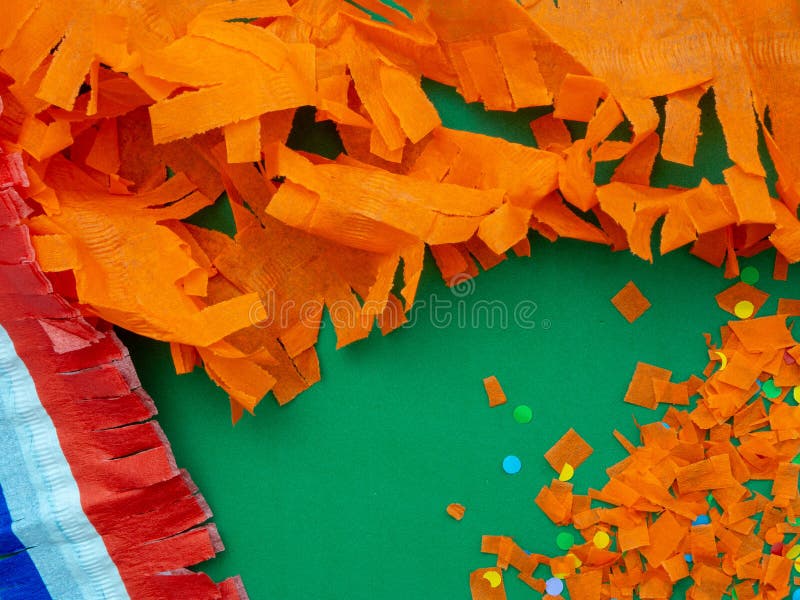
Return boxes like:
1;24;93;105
556;531;575;550
763;379;782;399
513;405;533;424
740;265;759;285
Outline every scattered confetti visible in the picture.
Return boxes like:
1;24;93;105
502;455;522;475
610;281;651;323
446;503;466;521
478;304;800;599
512;405;533;424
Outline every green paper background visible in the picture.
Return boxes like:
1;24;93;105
119;83;795;599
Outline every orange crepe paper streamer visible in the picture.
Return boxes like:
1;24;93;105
27;159;259;349
483;376;507;408
2;0;800;421
610;281;651;323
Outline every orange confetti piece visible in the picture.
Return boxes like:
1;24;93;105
653;379;690;406
469;568;507;600
544;428;593;473
447;503;466;521
610;281;652;323
483;376;507;408
715;282;769;318
623;362;673;410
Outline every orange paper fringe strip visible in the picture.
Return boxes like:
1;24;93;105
1;0;799;417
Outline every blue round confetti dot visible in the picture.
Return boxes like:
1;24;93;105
660;421;670;429
545;577;564;595
793;589;800;600
693;515;710;526
684;554;693;563
502;455;521;475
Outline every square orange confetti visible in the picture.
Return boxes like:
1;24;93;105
544;428;593;473
714;282;768;317
624;362;672;409
610;281;651;323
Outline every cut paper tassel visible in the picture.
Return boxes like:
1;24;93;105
0;129;244;600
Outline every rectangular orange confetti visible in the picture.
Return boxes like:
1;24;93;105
483;375;507;407
653;379;689;406
676;454;736;493
611;280;651;323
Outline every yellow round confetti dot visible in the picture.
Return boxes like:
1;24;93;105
787;545;800;560
713;351;727;371
482;570;502;588
567;553;582;569
734;300;754;319
794;558;800;574
558;462;574;482
593;530;611;549
794;386;800;403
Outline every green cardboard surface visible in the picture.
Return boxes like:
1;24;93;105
118;83;793;599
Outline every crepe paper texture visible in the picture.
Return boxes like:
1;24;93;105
472;301;800;600
0;122;243;599
470;567;507;600
0;0;798;417
544;428;594;473
483;375;508;407
447;502;466;521
611;281;651;323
